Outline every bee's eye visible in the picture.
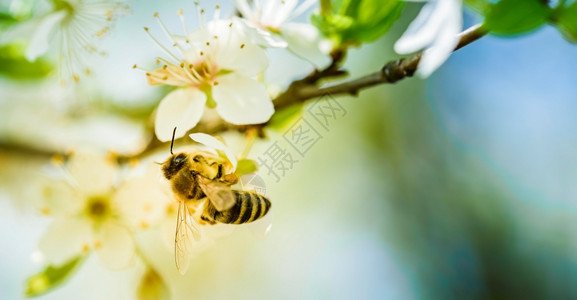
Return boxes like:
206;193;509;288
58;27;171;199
173;154;186;164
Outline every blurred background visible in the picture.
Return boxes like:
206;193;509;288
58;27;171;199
1;0;577;299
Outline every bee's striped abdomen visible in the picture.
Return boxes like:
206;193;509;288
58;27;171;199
204;191;271;224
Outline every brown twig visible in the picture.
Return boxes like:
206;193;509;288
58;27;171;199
273;24;486;109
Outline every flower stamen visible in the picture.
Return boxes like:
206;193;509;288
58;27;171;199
154;12;186;55
178;9;188;35
144;27;180;62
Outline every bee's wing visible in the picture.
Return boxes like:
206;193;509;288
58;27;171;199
175;200;200;275
197;176;236;211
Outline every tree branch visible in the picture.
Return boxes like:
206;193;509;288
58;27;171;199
273;24;486;109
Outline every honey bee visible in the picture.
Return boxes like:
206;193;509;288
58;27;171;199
161;129;271;274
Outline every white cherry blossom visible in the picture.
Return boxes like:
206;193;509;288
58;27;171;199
235;0;331;67
0;0;128;83
138;8;274;142
37;153;168;269
394;0;463;77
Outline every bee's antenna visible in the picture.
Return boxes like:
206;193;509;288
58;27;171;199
170;127;177;155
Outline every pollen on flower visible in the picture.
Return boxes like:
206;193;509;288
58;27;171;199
240;44;245;49
96;27;109;37
40;208;51;216
94;240;103;249
106;151;118;163
82;243;90;253
86;197;110;221
166;204;176;216
128;158;140;168
51;154;65;166
140;221;149;229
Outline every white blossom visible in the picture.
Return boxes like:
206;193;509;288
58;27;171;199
0;0;128;83
394;0;463;77
235;0;331;67
37;153;168;269
138;8;274;142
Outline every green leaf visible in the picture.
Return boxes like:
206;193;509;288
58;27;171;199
268;102;304;131
312;0;404;47
236;159;259;176
464;0;491;14
0;12;18;24
551;2;577;42
25;256;85;297
0;45;53;80
137;267;169;300
484;0;551;35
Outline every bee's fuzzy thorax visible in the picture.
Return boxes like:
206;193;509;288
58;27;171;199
162;153;189;180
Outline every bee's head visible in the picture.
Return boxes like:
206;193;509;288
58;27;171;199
162;153;188;180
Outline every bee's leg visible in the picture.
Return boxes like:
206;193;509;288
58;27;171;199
216;163;223;179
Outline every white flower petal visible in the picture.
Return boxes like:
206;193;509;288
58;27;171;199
394;0;443;54
114;165;170;229
189;133;238;171
39;218;92;265
160;215;177;252
154;88;207;142
237;18;288;48
416;11;461;77
0;17;41;46
212;73;274;125
209;20;269;77
262;0;297;27
37;178;82;216
282;23;331;68
235;0;254;20
290;0;318;21
67;153;117;196
26;10;67;61
95;222;135;270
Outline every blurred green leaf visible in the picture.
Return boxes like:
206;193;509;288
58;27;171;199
551;2;577;42
312;0;404;47
0;45;53;80
25;256;84;297
137;267;169;300
236;158;258;176
484;0;550;35
0;12;18;25
464;0;491;13
268;102;304;131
